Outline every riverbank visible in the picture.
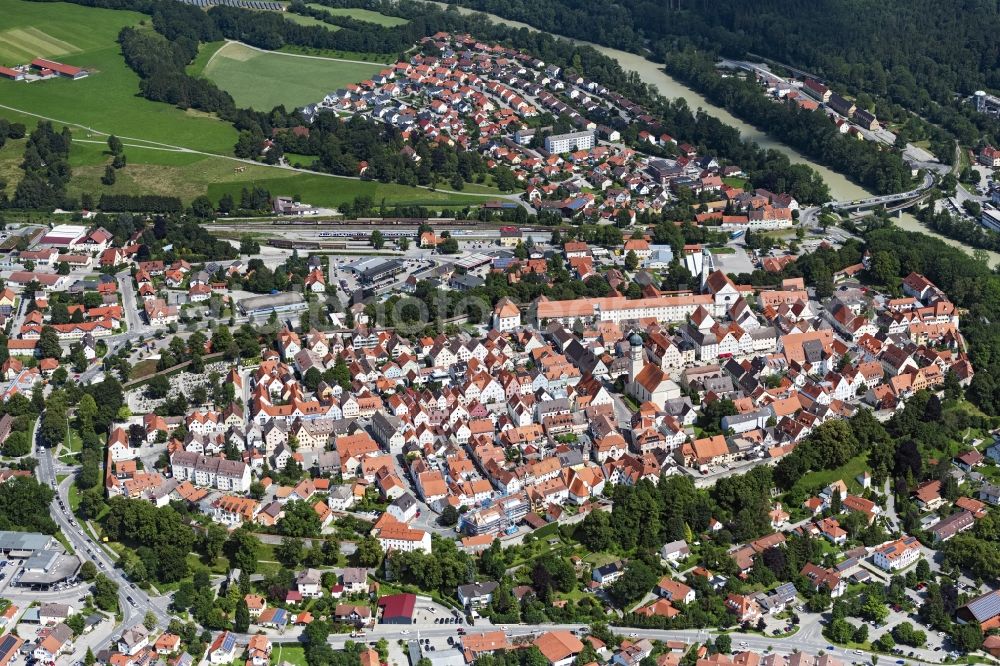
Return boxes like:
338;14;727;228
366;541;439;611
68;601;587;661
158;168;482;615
432;1;873;203
435;1;1000;267
894;212;1000;267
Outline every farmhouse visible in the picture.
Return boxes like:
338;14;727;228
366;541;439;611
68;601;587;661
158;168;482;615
31;58;88;79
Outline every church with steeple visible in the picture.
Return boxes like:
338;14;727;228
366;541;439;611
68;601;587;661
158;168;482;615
627;332;681;407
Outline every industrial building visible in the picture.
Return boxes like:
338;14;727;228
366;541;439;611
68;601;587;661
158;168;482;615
237;292;308;319
0;531;80;589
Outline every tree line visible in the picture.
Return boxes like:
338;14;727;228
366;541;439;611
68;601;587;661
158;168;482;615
98;193;183;213
11;121;73;210
916;203;1000;253
663;49;915;196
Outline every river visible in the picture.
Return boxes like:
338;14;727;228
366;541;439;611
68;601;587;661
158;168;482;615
431;2;871;202
432;2;1000;266
893;212;1000;267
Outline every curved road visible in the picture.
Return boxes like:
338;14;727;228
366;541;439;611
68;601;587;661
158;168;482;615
35;445;171;653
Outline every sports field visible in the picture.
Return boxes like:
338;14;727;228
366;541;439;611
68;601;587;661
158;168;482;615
304;4;409;26
201;41;387;111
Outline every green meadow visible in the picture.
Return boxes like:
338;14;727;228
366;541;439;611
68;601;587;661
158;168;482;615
200;41;387;111
304;4;410;26
0;0;495;208
0;0;238;154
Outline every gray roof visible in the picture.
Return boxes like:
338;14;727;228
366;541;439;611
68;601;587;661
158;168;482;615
457;581;498;598
341;567;368;585
661;539;690;556
391;492;417;512
961;590;1000;622
238;292;306;313
0;531;54;552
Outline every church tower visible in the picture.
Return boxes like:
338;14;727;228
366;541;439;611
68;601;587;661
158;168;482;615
629;332;644;384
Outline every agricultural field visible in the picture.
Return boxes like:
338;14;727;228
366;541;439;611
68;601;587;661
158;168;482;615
0;0;238;154
200;41;388;110
0;1;493;209
304;4;410;26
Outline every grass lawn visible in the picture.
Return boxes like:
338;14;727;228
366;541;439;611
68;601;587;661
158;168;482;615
278;44;393;62
582;551;620;567
304;4;409;26
68;482;82;512
270;645;307;666
0;137;27;196
284;152;317;168
206;173;494;209
202;41;386;111
0;0;238;154
723;176;748;188
56;474;68;484
283;13;341;30
187;41;227;77
790;453;869;497
129;359;158;380
54;531;75;555
65;428;83;454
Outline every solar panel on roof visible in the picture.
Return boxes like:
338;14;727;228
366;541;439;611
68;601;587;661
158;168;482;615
968;592;1000;622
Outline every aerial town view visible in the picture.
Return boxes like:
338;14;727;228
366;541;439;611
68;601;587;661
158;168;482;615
3;2;1000;666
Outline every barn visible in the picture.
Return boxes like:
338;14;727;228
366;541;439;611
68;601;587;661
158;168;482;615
31;58;88;79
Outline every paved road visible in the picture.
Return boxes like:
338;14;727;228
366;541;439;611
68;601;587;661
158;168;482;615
321;621;948;666
829;173;935;212
35;445;172;654
78;270;152;384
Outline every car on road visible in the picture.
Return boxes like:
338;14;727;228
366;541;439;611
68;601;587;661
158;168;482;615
827;647;834;651
400;630;409;635
853;651;863;656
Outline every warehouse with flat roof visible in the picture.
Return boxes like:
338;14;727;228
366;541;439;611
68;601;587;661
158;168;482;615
359;259;406;285
0;531;55;556
238;292;308;318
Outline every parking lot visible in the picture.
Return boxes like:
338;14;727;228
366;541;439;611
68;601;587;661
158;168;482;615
409;600;462;627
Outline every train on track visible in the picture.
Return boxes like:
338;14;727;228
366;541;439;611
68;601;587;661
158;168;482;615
269;217;462;227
